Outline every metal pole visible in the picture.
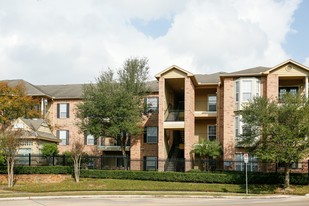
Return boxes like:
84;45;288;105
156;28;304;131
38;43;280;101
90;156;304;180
245;162;248;194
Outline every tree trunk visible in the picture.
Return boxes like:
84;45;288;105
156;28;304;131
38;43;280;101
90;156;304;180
121;132;128;170
73;157;80;183
284;163;290;188
7;157;14;188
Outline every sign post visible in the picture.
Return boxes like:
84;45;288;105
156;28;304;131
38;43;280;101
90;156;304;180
244;153;249;194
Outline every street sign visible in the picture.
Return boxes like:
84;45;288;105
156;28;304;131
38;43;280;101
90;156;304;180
244;153;249;163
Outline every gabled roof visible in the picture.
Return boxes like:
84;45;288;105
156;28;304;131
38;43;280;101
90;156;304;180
19;118;60;143
155;65;194;79
2;79;49;97
262;59;309;74
37;84;84;99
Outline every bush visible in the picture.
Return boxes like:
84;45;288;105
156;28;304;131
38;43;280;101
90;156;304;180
0;166;73;174
80;170;309;185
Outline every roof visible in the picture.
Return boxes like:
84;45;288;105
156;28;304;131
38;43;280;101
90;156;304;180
37;84;84;99
221;66;270;77
146;80;159;92
155;65;194;79
20;118;60;143
2;79;49;97
195;72;225;84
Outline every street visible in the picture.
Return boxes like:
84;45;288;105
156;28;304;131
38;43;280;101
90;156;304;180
0;196;309;206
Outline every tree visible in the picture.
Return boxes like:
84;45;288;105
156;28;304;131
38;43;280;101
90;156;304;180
71;141;84;182
0;82;40;187
192;140;222;171
239;94;309;188
42;143;59;165
0;128;22;187
77;57;149;170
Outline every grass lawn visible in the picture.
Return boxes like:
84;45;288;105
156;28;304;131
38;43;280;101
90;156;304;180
2;178;308;195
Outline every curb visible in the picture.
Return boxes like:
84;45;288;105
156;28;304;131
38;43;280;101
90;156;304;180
0;194;297;201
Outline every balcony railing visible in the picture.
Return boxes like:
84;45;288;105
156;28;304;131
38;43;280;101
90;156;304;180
165;110;184;121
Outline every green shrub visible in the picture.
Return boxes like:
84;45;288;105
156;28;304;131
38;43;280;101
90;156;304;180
80;170;309;185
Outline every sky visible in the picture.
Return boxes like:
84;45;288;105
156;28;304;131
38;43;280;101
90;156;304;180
1;0;309;85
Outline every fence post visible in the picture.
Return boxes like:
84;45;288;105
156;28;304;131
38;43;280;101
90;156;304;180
52;153;55;166
63;154;66;166
307;160;309;184
100;155;103;170
28;153;31;166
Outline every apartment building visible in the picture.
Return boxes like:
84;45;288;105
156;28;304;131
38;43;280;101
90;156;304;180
2;59;308;172
155;59;309;172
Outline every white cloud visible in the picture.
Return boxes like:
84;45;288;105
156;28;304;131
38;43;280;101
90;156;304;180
0;0;302;84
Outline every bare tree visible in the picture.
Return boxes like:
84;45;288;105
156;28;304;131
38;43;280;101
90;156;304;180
71;141;84;182
0;127;22;187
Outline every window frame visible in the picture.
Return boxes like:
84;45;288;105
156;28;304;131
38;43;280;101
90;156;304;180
57;130;69;146
57;103;70;119
207;125;216;141
207;95;217;112
144;126;158;144
144;97;158;113
144;156;158;171
235;78;260;109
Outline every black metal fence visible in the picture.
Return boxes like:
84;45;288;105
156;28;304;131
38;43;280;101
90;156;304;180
7;154;309;174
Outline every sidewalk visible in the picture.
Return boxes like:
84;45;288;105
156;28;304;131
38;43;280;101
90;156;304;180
0;190;301;200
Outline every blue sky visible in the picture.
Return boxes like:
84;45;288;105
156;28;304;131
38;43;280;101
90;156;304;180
0;0;308;84
283;0;309;63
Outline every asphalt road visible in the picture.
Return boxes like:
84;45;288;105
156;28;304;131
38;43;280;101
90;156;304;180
0;196;309;206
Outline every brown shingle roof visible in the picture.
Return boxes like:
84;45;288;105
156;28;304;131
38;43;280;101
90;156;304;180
37;84;84;99
221;66;270;76
1;79;49;97
195;72;225;84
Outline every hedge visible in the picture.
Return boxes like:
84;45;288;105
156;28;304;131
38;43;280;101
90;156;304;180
0;166;73;174
80;170;309;185
0;166;307;185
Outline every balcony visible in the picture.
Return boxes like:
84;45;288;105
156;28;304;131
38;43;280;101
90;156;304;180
97;138;130;151
97;145;130;151
164;109;185;129
194;100;217;118
194;111;217;118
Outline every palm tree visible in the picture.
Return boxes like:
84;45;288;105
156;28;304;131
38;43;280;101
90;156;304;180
192;140;222;171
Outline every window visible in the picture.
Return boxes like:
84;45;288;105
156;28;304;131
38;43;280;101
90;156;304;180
144;156;157;171
242;80;252;101
235;116;239;137
208;96;217;112
208;125;216;141
279;87;298;101
57;103;70;118
235;78;260;109
235;81;240;102
144;97;158;113
84;134;95;145
235;153;258;172
57;130;69;145
144;127;158;143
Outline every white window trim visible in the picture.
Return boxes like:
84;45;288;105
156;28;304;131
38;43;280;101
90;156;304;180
207;95;217;112
59;130;69;146
207;125;216;141
235;78;260;110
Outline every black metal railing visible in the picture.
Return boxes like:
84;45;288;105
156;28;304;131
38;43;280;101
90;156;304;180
3;154;309;174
